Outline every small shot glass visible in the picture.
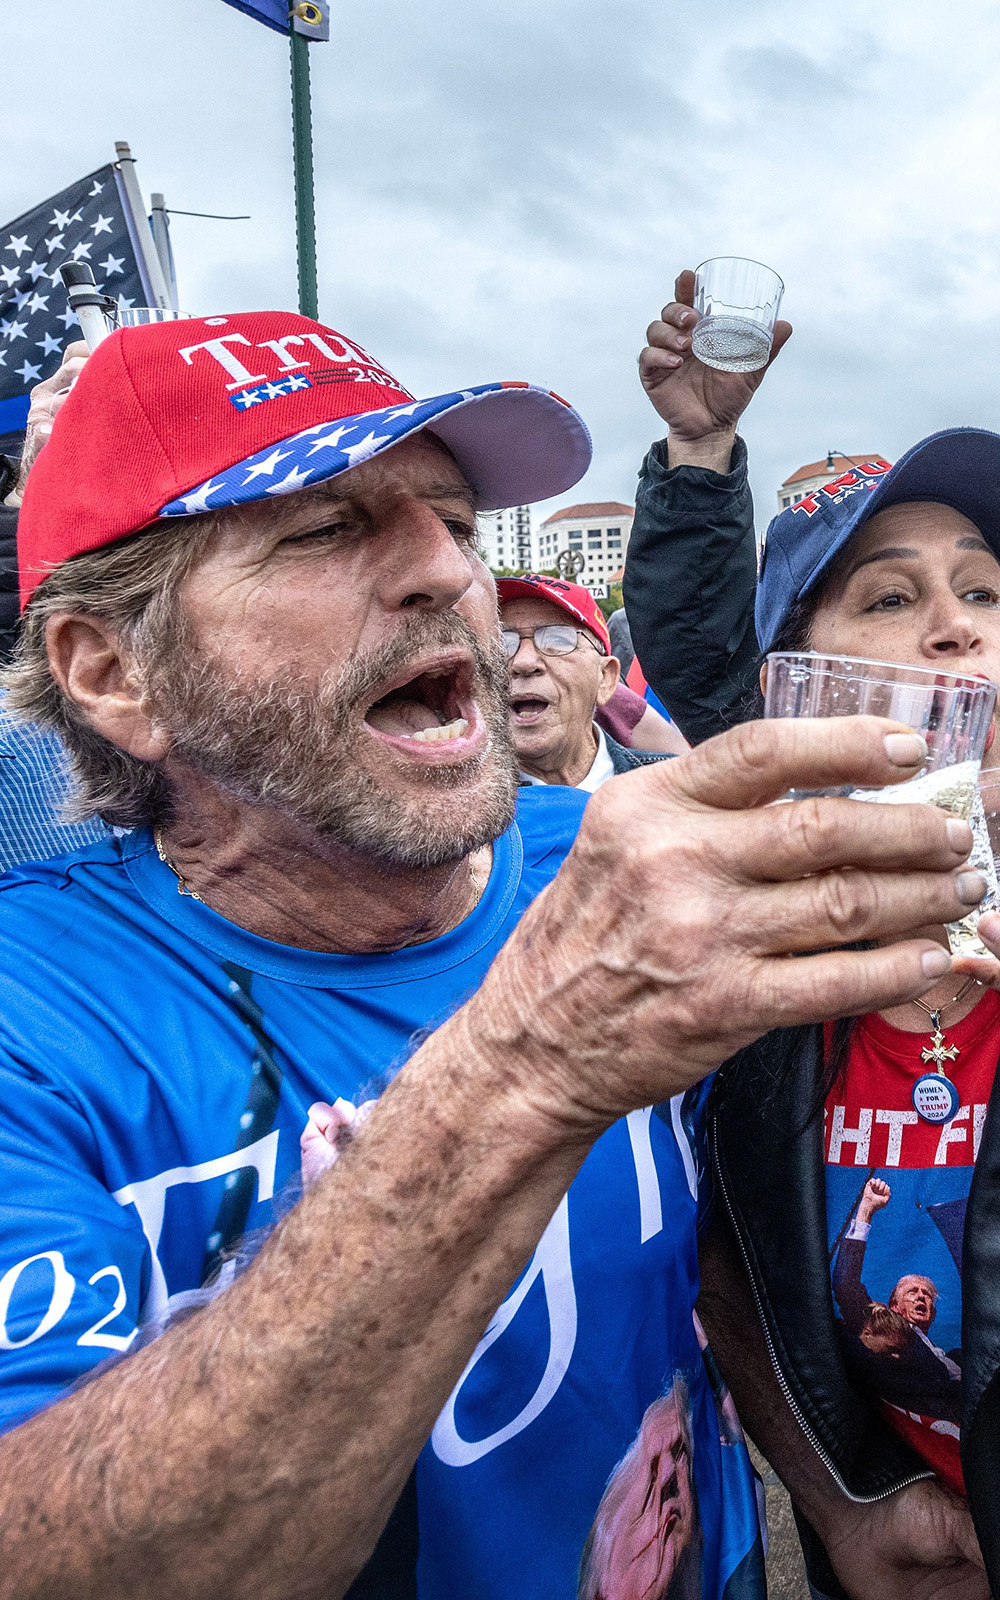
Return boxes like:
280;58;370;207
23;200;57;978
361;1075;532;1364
691;257;784;373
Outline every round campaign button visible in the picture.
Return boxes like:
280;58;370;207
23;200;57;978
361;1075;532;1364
911;1072;961;1124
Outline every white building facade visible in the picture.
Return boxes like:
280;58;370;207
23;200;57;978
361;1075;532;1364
535;502;634;594
477;505;534;572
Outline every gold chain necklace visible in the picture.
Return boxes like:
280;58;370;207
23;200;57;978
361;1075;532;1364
911;977;978;1069
154;830;490;911
154;828;205;903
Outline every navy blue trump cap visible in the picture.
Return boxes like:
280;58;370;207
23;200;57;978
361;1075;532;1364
755;428;1000;654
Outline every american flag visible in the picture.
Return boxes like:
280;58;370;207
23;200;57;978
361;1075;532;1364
0;164;152;449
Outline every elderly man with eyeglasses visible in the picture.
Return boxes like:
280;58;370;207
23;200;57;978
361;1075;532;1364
498;574;676;788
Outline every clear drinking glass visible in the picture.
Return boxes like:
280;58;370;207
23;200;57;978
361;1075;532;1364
765;652;998;957
691;257;784;373
114;307;193;327
954;773;1000;958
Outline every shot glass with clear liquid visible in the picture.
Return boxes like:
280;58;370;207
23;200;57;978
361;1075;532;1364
691;257;784;373
764;652;998;957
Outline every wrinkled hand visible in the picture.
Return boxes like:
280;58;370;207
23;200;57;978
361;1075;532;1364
470;715;984;1134
639;268;792;466
11;340;89;500
823;1478;987;1600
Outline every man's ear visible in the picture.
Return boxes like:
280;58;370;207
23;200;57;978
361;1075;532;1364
45;612;172;761
595;652;622;707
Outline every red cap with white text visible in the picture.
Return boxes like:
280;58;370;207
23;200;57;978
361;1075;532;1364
17;311;592;608
495;573;612;654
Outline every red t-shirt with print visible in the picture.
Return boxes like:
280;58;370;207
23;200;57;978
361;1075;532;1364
824;990;1000;1497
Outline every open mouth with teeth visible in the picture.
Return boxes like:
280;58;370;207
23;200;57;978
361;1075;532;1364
509;694;551;726
364;653;484;759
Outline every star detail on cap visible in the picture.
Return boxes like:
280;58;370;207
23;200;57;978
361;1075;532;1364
90;215;114;237
379;401;425;419
285;373;311;391
232;388;264;409
4;235;29;258
341;430;391;466
260;381;292;400
306;424;352;455
243;447;293;482
178;478;226;515
16;359;42;384
98;254;125;278
265;464;315;496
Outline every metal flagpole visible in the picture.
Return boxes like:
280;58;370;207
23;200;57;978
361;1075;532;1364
288;3;328;319
113;142;172;311
149;194;179;311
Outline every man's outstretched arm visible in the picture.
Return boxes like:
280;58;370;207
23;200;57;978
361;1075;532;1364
0;716;982;1600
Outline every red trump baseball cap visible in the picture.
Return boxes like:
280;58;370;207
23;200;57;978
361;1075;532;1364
495;573;612;655
17;311;593;608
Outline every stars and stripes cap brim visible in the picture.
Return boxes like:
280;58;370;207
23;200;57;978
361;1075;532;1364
18;310;592;608
160;381;591;520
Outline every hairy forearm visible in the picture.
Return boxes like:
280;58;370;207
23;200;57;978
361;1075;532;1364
0;1004;589;1600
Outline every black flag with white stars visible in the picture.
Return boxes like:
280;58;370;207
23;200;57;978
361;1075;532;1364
0;163;153;449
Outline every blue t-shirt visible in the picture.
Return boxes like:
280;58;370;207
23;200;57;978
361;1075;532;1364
0;787;763;1598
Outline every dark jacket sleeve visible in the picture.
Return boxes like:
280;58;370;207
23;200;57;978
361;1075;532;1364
831;1235;872;1332
622;435;759;746
0;456;20;666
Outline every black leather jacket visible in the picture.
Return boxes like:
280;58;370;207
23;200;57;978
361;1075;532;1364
624;442;1000;1597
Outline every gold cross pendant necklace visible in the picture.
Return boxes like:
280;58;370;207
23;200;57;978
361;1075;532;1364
909;976;978;1125
913;978;977;1068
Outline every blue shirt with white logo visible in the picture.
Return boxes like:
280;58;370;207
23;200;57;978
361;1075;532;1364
0;787;763;1598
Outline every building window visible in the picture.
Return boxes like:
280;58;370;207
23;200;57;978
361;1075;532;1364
781;497;791;509
607;527;620;537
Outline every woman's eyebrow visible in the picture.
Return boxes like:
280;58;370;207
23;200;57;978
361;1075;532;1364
844;546;919;582
957;535;992;552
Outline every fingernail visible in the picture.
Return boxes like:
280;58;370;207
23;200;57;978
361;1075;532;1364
946;817;973;853
978;911;1000;943
922;947;952;978
677;336;690;349
883;732;927;767
665;355;682;367
956;870;987;905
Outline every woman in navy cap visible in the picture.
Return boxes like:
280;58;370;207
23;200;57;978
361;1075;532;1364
624;272;1000;1600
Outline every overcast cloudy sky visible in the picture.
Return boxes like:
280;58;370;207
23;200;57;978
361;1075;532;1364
5;0;1000;527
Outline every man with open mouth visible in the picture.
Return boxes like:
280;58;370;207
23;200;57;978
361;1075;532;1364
0;310;982;1600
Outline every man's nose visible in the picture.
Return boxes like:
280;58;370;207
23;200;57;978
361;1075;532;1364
377;503;475;613
508;635;545;674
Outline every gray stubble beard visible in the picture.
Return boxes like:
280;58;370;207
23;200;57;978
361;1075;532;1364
146;611;519;869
